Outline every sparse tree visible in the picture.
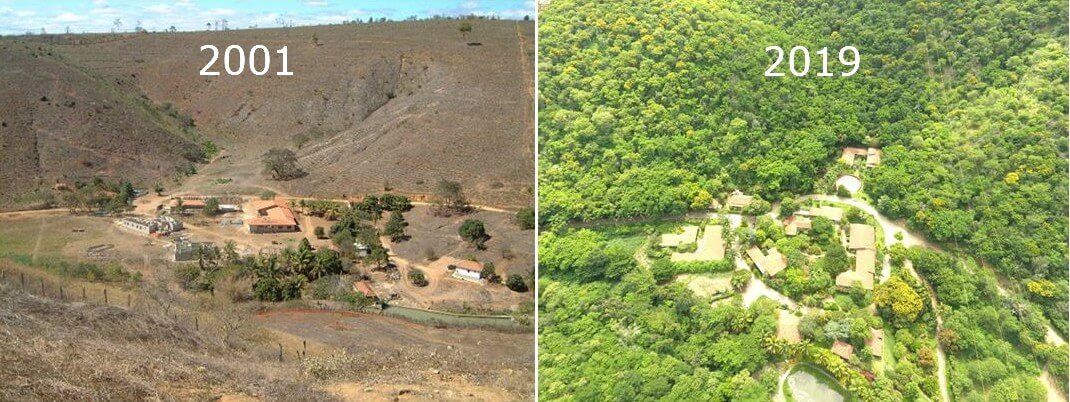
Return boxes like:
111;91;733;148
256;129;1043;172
506;273;528;292
516;207;535;230
433;179;468;215
409;268;428;287
261;148;306;180
311;32;320;46
203;197;220;216
314;226;326;239
145;277;179;317
482;262;500;283
384;211;407;242
459;219;488;249
458;21;473;39
211;302;252;348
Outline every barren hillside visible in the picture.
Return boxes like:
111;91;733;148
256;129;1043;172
0;41;205;210
1;20;534;210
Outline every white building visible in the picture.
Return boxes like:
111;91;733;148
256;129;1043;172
448;259;484;281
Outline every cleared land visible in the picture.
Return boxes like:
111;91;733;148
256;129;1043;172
1;20;535;211
255;309;534;401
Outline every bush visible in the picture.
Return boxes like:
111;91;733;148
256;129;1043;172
459;219;488;248
314;226;326;239
506;274;528;292
516;207;535;230
408;268;429;287
483;262;501;283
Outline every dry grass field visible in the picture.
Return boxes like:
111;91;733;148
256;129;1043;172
0;19;535;211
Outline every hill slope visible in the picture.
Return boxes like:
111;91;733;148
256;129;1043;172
22;20;535;208
0;42;206;210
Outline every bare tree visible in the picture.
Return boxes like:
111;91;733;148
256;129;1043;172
210;302;252;349
144;277;179;317
113;18;122;33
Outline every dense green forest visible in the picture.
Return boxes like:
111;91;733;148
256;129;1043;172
538;0;1067;335
539;0;1068;400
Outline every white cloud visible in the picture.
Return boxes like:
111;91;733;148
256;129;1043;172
55;12;85;22
145;4;173;14
303;0;328;6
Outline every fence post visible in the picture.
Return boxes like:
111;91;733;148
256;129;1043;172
40;278;45;295
104;288;108;304
127;294;131;308
278;343;284;362
20;273;25;288
195;316;199;331
60;286;64;301
82;287;87;300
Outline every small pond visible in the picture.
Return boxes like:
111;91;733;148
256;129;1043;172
784;363;849;402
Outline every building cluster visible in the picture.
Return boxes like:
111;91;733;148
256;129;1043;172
120;216;183;236
164;196;242;214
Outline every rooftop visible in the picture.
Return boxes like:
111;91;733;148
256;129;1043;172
832;340;854;360
441;256;484;272
747;246;787;277
848;224;876;250
247;199;297;227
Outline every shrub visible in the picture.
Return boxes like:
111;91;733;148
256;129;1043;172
408;268;429;287
506;274;528;292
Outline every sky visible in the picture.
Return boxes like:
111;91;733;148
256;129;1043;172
0;0;535;35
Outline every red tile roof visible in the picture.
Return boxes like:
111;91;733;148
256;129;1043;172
448;259;483;272
247;200;297;227
354;281;376;298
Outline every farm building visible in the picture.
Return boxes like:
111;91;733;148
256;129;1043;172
247;200;299;233
725;190;754;210
120;216;182;236
832;340;854;361
799;205;843;221
660;225;699;248
746;246;787;277
354;242;371;257
848;224;876;250
837;224;878;290
784;215;812;236
165;198;206;214
173;239;216;262
441;257;484;281
841;147;882;168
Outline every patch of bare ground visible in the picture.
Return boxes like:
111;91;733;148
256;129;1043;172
0;282;336;401
255;309;534;401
